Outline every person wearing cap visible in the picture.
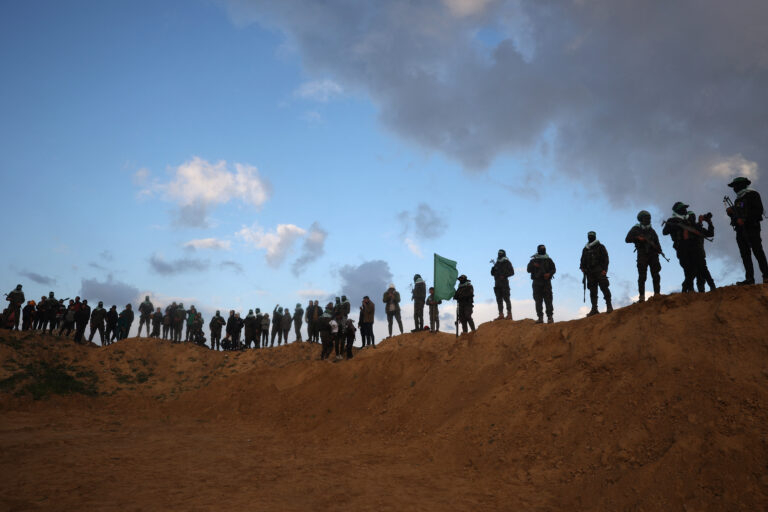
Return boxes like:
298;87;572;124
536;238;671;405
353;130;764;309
625;210;663;302
726;177;768;285
527;244;556;324
4;284;24;330
293;303;304;342
580;231;612;316
382;284;403;337
491;250;515;320
411;274;427;331
453;275;476;333
663;201;701;292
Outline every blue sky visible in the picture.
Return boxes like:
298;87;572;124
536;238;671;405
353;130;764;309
1;0;764;342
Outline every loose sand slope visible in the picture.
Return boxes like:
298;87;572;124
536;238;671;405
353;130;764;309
2;286;768;511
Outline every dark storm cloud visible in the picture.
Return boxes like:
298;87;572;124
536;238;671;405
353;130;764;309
225;0;768;220
337;260;393;319
292;222;328;276
79;275;140;307
17;270;56;286
149;254;210;275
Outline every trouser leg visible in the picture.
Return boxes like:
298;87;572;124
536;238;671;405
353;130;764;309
746;226;768;279
736;230;755;281
395;312;403;334
387;313;393;337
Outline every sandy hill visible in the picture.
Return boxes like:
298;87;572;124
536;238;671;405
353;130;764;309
1;285;768;511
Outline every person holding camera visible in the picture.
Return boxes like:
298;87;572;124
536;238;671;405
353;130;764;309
691;211;716;291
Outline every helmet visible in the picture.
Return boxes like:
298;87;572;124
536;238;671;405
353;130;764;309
637;210;651;222
727;176;751;188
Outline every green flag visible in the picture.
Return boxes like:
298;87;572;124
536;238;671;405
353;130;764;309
433;253;458;301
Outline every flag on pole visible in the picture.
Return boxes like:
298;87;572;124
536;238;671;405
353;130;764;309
433;253;458;301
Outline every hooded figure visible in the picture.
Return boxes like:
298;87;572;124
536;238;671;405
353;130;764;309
491;250;515;320
580;231;612;316
527;245;556;324
411;274;426;331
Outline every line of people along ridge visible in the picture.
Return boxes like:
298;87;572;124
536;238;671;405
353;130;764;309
2;177;766;361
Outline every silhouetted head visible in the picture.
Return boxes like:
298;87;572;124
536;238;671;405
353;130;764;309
672;202;689;215
728;176;751;192
537;244;546;255
587;231;596;243
637;210;651;225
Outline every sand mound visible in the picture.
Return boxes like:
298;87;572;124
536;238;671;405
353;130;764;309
2;285;768;510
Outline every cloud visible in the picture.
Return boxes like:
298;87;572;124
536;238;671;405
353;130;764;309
184;238;232;250
141;157;271;227
297;288;328;298
398;203;448;240
89;262;107;271
220;260;244;274
79;275;140;307
294;79;343;102
99;250;114;261
292;222;328;275
149;254;210;275
224;0;768;214
337;260;394;320
709;154;759;180
237;222;307;268
404;237;423;258
17;270;56;287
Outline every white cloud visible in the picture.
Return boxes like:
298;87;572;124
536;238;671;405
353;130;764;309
237;223;307;267
297;289;328;298
442;0;493;17
404;237;423;258
294;79;343;102
710;154;759;180
141;157;271;227
183;238;231;250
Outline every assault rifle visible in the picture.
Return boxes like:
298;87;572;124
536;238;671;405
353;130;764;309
582;273;586;303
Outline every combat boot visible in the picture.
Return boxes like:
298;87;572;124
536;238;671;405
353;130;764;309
546;316;554;324
606;300;613;313
505;312;512;320
637;294;645;303
586;307;599;317
535;316;543;324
